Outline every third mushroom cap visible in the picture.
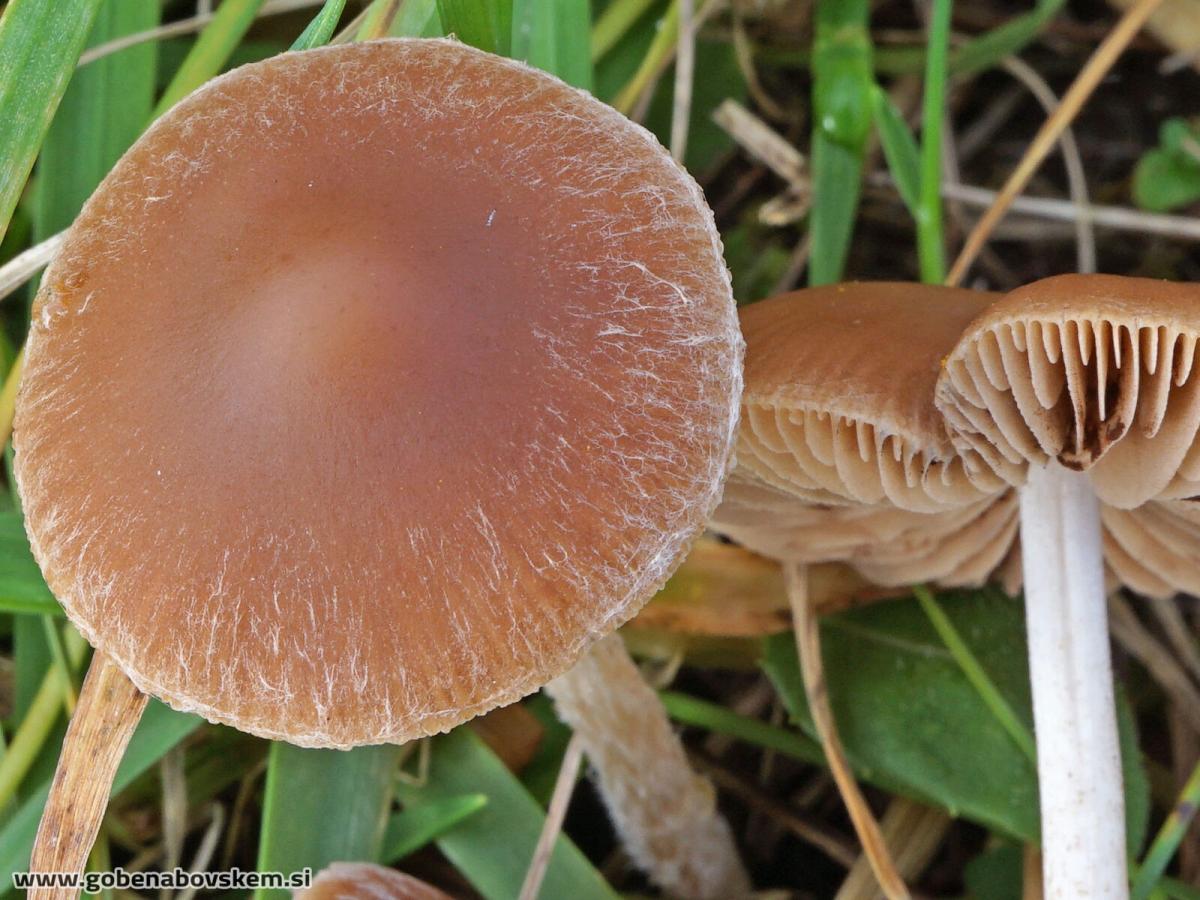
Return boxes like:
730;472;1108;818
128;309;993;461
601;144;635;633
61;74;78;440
933;271;1200;898
711;281;1017;896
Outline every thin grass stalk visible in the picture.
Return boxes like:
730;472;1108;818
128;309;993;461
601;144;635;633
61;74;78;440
30;654;148;900
518;734;585;900
946;0;1167;284
784;563;910;900
916;0;951;282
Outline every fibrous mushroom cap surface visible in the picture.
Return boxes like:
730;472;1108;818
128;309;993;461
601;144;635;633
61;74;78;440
14;39;741;747
936;273;1200;508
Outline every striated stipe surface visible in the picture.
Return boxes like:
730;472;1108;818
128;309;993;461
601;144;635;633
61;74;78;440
14;39;742;747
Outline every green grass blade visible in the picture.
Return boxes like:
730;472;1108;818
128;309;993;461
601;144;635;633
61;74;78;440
512;0;593;90
1132;758;1200;899
12;617;52;725
389;0;444;37
383;793;489;862
291;0;348;51
0;511;60;618
808;0;872;286
33;0;159;242
870;85;920;214
611;0;677;115
115;726;263;810
950;0;1065;75
0;629;85;811
808;132;865;286
0;595;59;617
0;0;104;246
153;0;265;118
254;743;401;899
436;0;513;55
916;0;950;283
914;585;1036;763
0;700;201;892
519;694;574;805
757;1;1064;79
591;0;656;62
1160;878;1200;900
394;728;618;900
356;0;401;40
761;588;1150;849
660;690;825;764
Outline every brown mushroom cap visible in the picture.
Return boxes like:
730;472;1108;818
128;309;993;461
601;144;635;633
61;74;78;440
14;39;740;747
736;282;1005;513
936;273;1200;509
715;473;1019;589
1103;500;1200;598
712;282;1016;590
295;863;451;900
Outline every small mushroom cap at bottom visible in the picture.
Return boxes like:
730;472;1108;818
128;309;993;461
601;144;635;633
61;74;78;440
712;473;1019;590
295;863;451;900
736;282;1004;513
936;273;1200;509
13;39;741;748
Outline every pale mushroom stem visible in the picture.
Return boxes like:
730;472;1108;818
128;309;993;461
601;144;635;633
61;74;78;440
1020;463;1127;899
30;653;148;900
783;563;910;900
544;635;750;900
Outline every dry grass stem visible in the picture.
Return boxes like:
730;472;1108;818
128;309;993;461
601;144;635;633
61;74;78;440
671;0;697;162
946;0;1168;285
999;56;1095;273
896;178;1200;240
1145;600;1200;688
30;654;149;900
159;745;187;896
1109;594;1200;734
1022;845;1044;900
175;804;226;900
834;798;952;900
714;97;1196;251
699;759;859;868
730;8;790;122
785;564;911;900
0;347;25;449
78;0;325;67
356;0;402;41
518;733;585;900
712;99;806;186
0;232;63;303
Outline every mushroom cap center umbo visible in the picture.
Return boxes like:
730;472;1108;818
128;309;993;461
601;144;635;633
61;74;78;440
14;39;741;748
